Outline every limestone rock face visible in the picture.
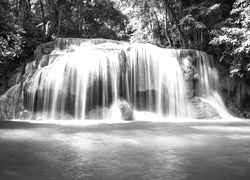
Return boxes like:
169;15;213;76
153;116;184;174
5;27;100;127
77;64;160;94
34;41;55;68
0;85;23;119
220;74;250;116
180;56;196;98
179;50;200;99
0;65;23;95
8;67;22;88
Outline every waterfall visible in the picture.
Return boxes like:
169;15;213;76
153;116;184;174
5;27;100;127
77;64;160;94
25;44;124;120
196;51;232;118
127;44;188;118
0;38;231;120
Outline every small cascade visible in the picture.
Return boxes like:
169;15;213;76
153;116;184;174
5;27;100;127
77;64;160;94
127;44;188;117
0;38;231;120
196;51;231;117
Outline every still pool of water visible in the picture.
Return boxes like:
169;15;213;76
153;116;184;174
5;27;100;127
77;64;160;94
0;118;250;180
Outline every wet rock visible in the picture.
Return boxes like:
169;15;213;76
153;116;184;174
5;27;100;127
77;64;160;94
117;99;133;120
0;112;6;120
180;56;196;98
0;85;23;119
34;41;55;68
17;110;32;120
86;99;133;120
86;106;110;120
220;75;250;116
190;97;220;119
38;55;52;68
8;67;22;88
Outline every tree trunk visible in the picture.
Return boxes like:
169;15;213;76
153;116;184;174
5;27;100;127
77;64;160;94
164;7;173;47
78;0;84;36
45;0;63;40
16;0;19;10
200;29;203;50
39;0;46;33
153;11;164;44
17;0;26;27
164;0;187;48
57;7;63;37
27;0;31;11
47;0;55;16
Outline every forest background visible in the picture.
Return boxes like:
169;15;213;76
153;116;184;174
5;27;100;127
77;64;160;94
1;0;250;114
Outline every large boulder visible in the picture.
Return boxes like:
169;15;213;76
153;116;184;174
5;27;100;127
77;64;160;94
117;99;133;120
0;85;23;119
86;99;133;120
190;97;220;119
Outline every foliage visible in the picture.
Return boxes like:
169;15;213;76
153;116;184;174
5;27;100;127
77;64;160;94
180;0;223;50
27;0;129;40
0;32;23;63
0;0;25;73
116;0;180;46
63;0;128;40
116;0;233;50
210;0;250;78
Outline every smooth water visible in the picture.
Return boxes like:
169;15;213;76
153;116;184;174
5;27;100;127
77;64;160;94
1;119;250;179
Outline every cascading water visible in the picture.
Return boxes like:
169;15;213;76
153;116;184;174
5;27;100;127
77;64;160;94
25;44;124;120
196;51;232;118
127;44;188;118
23;41;189;120
0;38;231;120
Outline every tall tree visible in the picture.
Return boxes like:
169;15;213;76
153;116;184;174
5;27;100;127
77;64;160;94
164;0;187;48
39;0;46;33
211;0;250;78
17;0;27;27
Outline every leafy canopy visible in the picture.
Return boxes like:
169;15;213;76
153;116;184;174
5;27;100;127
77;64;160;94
211;0;250;77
